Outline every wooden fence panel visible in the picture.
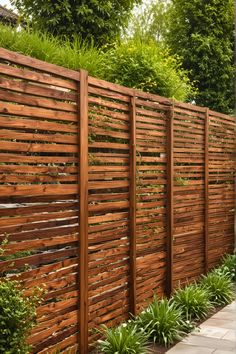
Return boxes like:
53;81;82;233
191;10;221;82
208;111;235;267
173;106;206;285
0;48;235;353
87;81;131;347
135;97;169;310
0;49;80;354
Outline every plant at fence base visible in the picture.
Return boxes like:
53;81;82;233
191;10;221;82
172;283;213;322
214;254;236;281
200;272;234;306
0;280;42;354
135;297;186;347
97;322;149;354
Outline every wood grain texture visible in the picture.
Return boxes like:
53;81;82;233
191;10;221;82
204;108;209;273
166;103;174;296
79;70;89;354
129;95;137;315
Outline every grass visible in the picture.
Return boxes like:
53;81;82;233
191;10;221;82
0;24;104;77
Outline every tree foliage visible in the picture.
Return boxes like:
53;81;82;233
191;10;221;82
166;0;234;113
11;0;141;46
127;0;171;42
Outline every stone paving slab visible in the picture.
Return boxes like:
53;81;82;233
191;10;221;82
182;335;235;351
204;318;236;330
192;325;228;339
166;343;215;354
213;351;236;354
225;301;236;309
166;301;236;354
211;311;236;320
222;329;236;341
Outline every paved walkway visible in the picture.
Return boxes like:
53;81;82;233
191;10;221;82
166;301;236;354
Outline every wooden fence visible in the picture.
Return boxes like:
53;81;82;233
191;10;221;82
0;47;235;353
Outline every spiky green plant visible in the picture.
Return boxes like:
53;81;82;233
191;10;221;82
200;272;234;306
214;254;236;281
97;322;150;354
172;283;213;321
135;297;186;347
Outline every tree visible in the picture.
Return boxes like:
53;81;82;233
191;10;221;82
166;0;234;114
11;0;141;46
126;0;171;42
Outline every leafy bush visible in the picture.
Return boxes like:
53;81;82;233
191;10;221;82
97;322;149;354
200;272;234;306
103;39;195;101
172;283;213;321
0;280;41;354
135;297;186;347
214;254;236;281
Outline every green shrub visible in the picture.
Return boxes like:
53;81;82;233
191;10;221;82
103;38;195;101
0;24;195;103
172;283;213;321
97;322;149;354
214;254;236;281
0;24;104;77
135;297;185;347
200;272;234;306
0;280;41;354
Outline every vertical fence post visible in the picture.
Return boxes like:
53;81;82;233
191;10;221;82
130;95;137;316
204;108;209;273
166;103;174;297
78;70;89;354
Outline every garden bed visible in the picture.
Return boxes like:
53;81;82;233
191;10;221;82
95;254;236;354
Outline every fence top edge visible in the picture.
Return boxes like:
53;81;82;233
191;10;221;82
209;109;235;121
0;47;80;81
0;47;235;121
88;76;172;106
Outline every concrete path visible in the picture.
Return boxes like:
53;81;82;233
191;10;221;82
166;301;236;354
